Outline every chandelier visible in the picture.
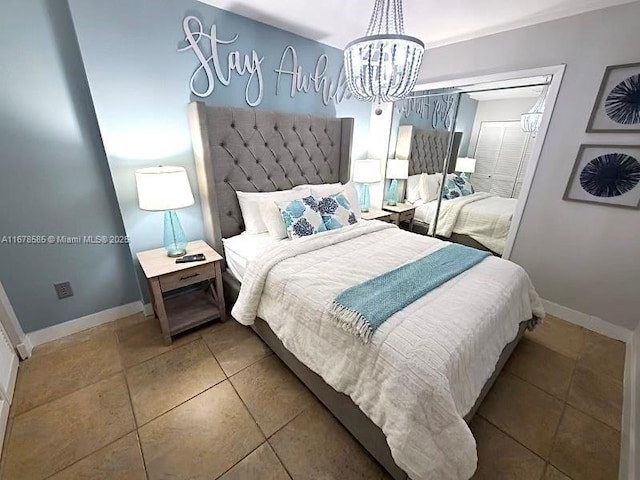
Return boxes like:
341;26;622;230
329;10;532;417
344;0;425;113
521;83;550;132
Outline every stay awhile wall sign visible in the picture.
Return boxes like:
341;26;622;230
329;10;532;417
179;16;352;107
395;95;456;129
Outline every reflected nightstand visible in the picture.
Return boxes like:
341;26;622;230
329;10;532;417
383;203;416;231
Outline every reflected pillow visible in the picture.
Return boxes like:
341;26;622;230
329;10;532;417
453;174;475;196
405;174;422;204
277;196;327;239
420;173;443;203
442;177;463;200
318;193;358;230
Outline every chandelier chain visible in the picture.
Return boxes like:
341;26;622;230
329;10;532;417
366;0;405;36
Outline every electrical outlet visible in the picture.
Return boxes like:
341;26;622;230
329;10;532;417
54;282;74;299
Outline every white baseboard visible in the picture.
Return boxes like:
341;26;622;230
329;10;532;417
541;299;633;343
26;301;143;348
620;327;639;480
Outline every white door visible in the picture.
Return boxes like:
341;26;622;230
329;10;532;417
0;320;18;453
473;121;533;198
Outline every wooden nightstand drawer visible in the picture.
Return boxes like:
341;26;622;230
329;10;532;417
159;263;216;292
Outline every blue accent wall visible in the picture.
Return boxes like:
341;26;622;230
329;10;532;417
0;0;140;332
66;0;372;302
456;95;479;157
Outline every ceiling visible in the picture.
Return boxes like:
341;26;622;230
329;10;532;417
198;0;635;49
467;85;544;101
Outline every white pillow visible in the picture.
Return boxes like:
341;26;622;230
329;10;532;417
308;182;361;220
259;200;289;239
421;173;443;203
237;187;311;234
405;174;422;204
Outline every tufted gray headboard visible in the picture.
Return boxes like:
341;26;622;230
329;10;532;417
188;102;354;254
395;125;461;176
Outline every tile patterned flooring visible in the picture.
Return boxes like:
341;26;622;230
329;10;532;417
0;313;625;480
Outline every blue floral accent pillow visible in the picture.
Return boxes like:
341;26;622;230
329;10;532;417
277;196;327;239
318;193;358;230
442;177;463;200
452;174;474;196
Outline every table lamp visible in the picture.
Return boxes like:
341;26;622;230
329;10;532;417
353;159;381;212
455;157;476;180
135;166;195;257
385;159;409;206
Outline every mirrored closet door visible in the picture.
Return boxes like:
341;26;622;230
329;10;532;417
384;74;555;257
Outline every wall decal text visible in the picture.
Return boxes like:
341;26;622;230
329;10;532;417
396;95;456;129
179;16;265;106
180;17;347;108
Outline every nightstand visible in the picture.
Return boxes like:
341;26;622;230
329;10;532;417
137;240;226;345
361;209;395;223
383;203;416;231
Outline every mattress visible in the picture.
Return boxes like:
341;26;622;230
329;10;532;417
222;233;285;281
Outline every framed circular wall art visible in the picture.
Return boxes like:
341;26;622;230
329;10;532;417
587;63;640;133
564;144;640;208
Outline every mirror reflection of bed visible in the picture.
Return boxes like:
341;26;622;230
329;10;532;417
387;76;550;256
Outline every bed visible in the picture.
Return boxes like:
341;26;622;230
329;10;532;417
188;102;544;480
413;193;518;255
396;125;516;255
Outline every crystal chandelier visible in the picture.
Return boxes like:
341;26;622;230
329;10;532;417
521;83;550;132
344;0;425;114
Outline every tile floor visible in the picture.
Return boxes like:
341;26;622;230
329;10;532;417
0;313;626;480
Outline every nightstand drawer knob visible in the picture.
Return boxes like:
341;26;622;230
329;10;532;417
180;273;199;281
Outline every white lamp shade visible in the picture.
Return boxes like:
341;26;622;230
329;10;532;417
386;159;409;179
135;166;195;211
353;159;382;183
455;157;477;173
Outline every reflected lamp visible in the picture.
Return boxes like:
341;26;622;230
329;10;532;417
385;159;409;206
454;157;476;180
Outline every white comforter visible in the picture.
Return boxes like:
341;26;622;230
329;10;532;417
232;221;544;480
417;193;517;254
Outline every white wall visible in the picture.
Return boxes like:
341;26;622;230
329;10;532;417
416;2;640;331
467;98;537;155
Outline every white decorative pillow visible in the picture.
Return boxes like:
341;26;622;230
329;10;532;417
308;182;361;220
405;174;422;203
318;193;358;230
277;196;327;239
259;201;289;239
237;187;311;234
421;173;443;203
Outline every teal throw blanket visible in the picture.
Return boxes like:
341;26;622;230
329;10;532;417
330;244;490;342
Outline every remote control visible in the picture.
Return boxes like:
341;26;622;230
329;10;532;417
175;253;206;263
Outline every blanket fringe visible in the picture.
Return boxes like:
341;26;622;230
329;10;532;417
329;302;374;343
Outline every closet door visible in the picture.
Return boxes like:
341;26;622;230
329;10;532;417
0;322;18;453
473;121;530;198
472;122;502;193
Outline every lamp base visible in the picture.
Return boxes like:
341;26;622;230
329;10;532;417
358;183;371;213
164;210;188;258
386;178;399;206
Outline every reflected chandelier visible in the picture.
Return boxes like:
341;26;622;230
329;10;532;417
521;83;550;132
344;0;425;114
